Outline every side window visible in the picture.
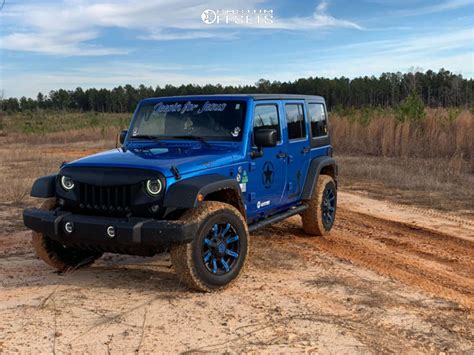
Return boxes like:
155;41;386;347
308;103;328;137
285;104;306;140
253;104;281;142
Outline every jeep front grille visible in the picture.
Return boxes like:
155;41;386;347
78;183;132;213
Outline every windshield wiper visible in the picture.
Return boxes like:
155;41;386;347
129;134;210;146
128;134;161;141
170;135;210;146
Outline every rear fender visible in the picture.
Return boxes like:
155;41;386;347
301;157;338;200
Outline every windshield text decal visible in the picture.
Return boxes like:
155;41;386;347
154;101;227;115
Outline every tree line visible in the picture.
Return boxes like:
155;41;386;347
1;68;472;113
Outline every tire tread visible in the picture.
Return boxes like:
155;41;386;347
170;201;249;292
301;175;336;236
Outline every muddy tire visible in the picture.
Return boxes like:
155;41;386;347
170;201;249;292
32;199;102;272
301;175;337;236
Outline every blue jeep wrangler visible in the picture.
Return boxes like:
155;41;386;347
23;94;337;291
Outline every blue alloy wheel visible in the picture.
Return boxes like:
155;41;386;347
202;223;240;275
322;184;336;229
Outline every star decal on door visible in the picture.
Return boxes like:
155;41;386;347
262;161;274;189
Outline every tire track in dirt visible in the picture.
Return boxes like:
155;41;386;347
389;203;474;228
263;209;474;311
339;191;474;242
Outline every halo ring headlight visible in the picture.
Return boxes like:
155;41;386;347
60;176;75;191
146;179;162;196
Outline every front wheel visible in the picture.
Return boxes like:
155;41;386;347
32;199;103;272
170;201;249;292
301;175;337;236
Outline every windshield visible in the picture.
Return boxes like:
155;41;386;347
130;100;247;141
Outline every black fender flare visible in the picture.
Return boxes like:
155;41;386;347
301;157;338;200
163;174;244;210
31;174;57;198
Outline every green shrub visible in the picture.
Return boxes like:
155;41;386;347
397;93;426;123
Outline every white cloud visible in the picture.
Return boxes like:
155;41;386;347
312;0;362;29
2;25;472;98
138;30;239;41
395;0;474;16
269;27;474;78
1;32;128;56
1;0;361;56
0;61;255;98
241;1;362;30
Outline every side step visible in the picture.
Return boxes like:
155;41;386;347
248;205;307;233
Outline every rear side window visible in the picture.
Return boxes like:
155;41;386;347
285;104;306;140
308;103;328;137
253;104;281;141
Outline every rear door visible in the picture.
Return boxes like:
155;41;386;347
283;101;311;204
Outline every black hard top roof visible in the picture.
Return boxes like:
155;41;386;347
248;94;324;101
142;94;324;101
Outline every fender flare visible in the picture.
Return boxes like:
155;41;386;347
31;174;57;198
163;174;243;209
301;157;338;200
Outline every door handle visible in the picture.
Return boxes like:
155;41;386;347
302;147;311;154
277;152;288;159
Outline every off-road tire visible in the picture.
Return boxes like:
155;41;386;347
31;199;102;272
301;175;337;236
170;201;249;292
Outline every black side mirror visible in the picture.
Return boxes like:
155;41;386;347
119;130;128;145
254;129;277;148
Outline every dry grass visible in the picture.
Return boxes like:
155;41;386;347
0;127;115;232
337;155;474;217
0;112;128;205
330;108;473;216
0;138;112;205
4;127;119;145
0;111;129;135
330;109;473;164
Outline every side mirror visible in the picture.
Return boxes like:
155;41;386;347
254;129;277;148
119;130;128;145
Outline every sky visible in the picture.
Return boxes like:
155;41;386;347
0;0;473;98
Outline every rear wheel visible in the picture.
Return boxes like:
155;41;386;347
32;199;102;272
170;201;249;292
301;175;337;236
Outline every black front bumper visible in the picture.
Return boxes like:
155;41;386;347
23;208;197;256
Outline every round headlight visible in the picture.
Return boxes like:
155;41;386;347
60;176;74;191
146;179;162;196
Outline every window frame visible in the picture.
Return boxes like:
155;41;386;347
307;102;329;139
307;101;331;148
284;102;307;142
252;103;283;147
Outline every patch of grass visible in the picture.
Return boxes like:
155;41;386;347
337;155;474;217
331;108;473;161
1;111;130;135
0;136;113;205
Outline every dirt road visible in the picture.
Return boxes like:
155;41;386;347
0;192;472;353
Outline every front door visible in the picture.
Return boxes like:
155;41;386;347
283;101;311;204
245;102;287;218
